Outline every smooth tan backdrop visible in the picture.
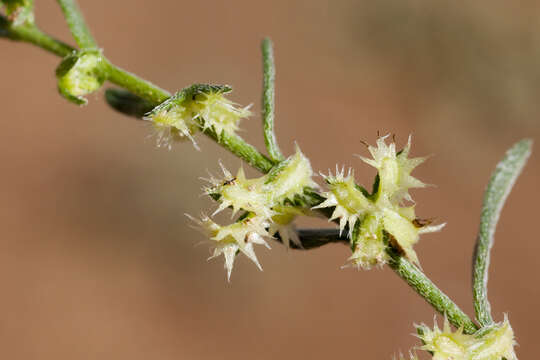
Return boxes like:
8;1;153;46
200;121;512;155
1;1;539;359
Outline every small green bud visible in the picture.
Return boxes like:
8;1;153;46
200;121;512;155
56;50;106;105
1;0;34;26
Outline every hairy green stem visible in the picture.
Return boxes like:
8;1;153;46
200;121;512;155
56;0;96;49
472;139;532;326
261;38;283;162
291;228;478;333
104;61;171;105
201;126;276;173
388;252;478;334
0;17;273;172
2;11;483;329
0;16;73;56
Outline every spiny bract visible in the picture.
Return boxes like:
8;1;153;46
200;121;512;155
197;146;317;278
186;214;270;281
416;316;517;360
357;135;426;204
315;135;444;269
394;352;419;360
144;84;250;150
204;146;317;216
203;164;274;219
269;205;311;248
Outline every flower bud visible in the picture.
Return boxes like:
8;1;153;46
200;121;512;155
313;166;373;237
264;145;318;203
186;213;270;281
191;88;251;135
56;50;106;105
204;164;273;218
315;135;444;269
346;215;387;269
357;135;426;204
2;0;34;26
268;205;308;248
416;316;517;360
145;84;250;149
204;147;316;222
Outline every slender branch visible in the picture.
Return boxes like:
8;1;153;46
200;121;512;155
472;139;532;326
104;60;171;105
0;19;277;174
56;0;96;49
261;38;284;162
388;251;478;334
1;12;487;332
0;15;73;56
202;126;276;173
290;228;479;334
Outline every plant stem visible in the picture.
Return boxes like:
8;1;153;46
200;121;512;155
0;16;73;56
104;61;171;105
292;228;479;334
0;17;275;172
472;139;532;326
388;252;478;334
2;13;482;330
261;38;284;162
56;0;97;49
201;126;276;173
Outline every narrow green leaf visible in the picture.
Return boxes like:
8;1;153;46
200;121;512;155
105;88;155;118
473;139;532;326
0;14;74;55
0;14;9;37
56;0;96;49
261;37;284;162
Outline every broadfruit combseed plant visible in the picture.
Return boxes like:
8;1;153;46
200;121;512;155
1;1;533;359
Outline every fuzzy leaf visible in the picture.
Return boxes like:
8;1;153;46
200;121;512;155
473;139;532;326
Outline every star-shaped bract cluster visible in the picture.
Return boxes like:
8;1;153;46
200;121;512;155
145;84;251;150
191;146;317;280
416;316;517;360
316;135;444;269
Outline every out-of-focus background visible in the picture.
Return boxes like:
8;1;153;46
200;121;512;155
1;0;539;359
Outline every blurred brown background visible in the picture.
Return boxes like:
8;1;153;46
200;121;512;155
1;0;539;359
